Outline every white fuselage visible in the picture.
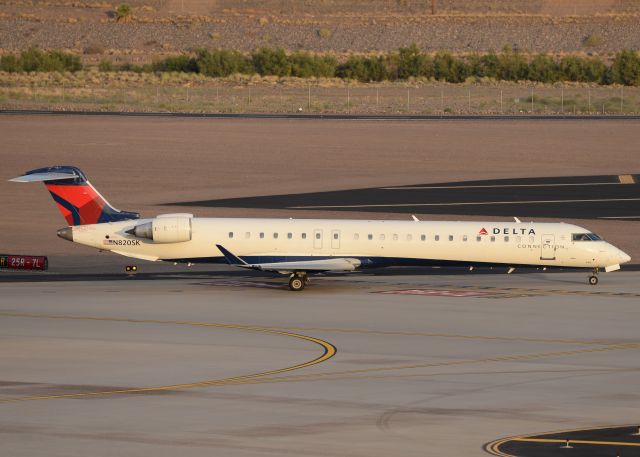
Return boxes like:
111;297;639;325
68;218;630;270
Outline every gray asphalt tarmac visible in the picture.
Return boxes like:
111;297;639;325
2;271;640;457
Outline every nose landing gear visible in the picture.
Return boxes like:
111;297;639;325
588;268;599;285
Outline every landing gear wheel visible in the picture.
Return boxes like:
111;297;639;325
289;276;305;291
588;275;598;286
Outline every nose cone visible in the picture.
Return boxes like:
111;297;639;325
619;250;631;264
57;227;74;242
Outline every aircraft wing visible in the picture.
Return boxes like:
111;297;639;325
216;244;360;273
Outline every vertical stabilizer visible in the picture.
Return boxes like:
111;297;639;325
10;166;139;226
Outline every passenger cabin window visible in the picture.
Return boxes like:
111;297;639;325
407;234;412;241
259;232;264;239
354;233;359;240
516;236;521;242
287;233;292;239
504;236;509;242
448;235;453;241
245;232;250;239
315;233;321;239
435;235;440;241
392;234;398;241
379;234;385;241
490;236;496;242
463;235;468;242
421;234;426;241
302;233;306;239
228;232;233;238
572;233;602;241
476;236;482;242
333;233;339;240
368;234;373;240
273;232;278;239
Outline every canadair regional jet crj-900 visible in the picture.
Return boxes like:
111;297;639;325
11;166;631;291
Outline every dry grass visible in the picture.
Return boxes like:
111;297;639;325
1;71;638;116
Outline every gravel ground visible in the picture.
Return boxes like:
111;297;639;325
1;14;640;57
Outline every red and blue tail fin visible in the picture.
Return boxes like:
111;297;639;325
10;166;139;226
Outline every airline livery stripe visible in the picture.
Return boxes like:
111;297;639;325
290;197;640;209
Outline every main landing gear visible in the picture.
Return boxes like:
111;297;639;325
289;272;309;291
588;268;599;286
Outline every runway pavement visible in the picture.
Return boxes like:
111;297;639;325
1;271;640;457
174;174;640;220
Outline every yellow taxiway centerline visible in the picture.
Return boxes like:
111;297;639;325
514;437;640;446
0;312;336;403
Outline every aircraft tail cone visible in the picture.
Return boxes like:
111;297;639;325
57;227;73;242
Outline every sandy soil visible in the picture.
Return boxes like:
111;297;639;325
0;115;638;260
2;0;640;57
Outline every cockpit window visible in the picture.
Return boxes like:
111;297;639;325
572;233;602;241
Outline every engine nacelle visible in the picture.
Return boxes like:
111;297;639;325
129;216;192;243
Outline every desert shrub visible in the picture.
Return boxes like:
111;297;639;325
98;59;114;72
394;44;433;79
18;49;82;72
559;56;586;81
317;28;331;39
0;54;20;72
119;62;151;73
497;49;529;81
466;52;499;79
251;48;291;77
152;55;198;73
583;33;603;47
116;3;131;20
582;57;608;83
196;49;252;77
336;56;388;82
290;52;337;78
528;54;560;83
433;52;469;82
610;49;640;86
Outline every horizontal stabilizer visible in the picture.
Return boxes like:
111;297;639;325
10;172;78;183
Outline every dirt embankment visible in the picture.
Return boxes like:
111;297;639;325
1;0;640;64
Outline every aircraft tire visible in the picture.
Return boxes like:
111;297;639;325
588;275;598;285
289;276;305;291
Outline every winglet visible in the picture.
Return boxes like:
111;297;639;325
411;215;420;222
216;244;248;265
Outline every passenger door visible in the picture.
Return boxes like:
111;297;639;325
540;234;556;260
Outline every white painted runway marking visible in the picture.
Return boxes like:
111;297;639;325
290;197;640;210
380;182;622;190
